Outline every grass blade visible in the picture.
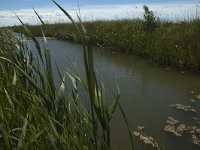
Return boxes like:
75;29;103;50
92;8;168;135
17;115;28;149
4;89;14;110
33;7;45;25
0;57;47;100
52;0;80;33
15;14;44;63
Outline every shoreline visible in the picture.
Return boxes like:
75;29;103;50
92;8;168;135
10;19;200;72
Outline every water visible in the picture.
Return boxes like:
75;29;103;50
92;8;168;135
32;39;200;150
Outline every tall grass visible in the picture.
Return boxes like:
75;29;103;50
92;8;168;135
0;1;134;150
11;13;200;71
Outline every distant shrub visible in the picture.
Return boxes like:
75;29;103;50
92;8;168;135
143;5;157;32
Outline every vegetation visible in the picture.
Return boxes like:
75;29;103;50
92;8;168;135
0;1;134;149
0;2;199;149
10;6;200;72
143;5;157;32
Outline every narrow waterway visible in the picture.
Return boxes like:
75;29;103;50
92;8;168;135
31;39;200;150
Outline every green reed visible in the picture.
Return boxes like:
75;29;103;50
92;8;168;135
0;1;134;150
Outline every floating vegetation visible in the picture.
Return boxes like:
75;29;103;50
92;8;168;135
192;135;200;146
164;117;185;136
166;117;179;125
190;91;200;102
164;117;200;146
193;117;198;121
195;94;200;100
190;98;196;103
169;104;196;112
138;126;145;131
133;126;160;149
189;91;200;103
189;126;200;146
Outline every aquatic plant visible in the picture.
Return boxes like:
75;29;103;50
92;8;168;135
133;126;160;150
164;117;200;146
0;1;134;149
169;104;197;112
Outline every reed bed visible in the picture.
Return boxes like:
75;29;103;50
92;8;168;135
0;1;134;149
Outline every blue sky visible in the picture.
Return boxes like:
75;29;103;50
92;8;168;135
0;1;153;10
0;0;199;26
0;0;196;10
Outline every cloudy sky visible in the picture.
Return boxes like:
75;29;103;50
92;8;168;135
0;0;199;26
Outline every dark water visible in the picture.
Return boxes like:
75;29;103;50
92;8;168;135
32;39;200;150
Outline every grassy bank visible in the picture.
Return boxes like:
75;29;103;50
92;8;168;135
10;12;200;72
0;2;134;149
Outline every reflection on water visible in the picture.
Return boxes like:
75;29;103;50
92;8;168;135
31;39;200;150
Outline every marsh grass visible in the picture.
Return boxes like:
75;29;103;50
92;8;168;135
0;1;134;150
11;15;200;71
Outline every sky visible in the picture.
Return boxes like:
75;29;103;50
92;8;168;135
0;0;199;26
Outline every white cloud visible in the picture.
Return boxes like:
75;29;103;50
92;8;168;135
0;2;199;26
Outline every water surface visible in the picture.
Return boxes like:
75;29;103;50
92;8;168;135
34;39;200;150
